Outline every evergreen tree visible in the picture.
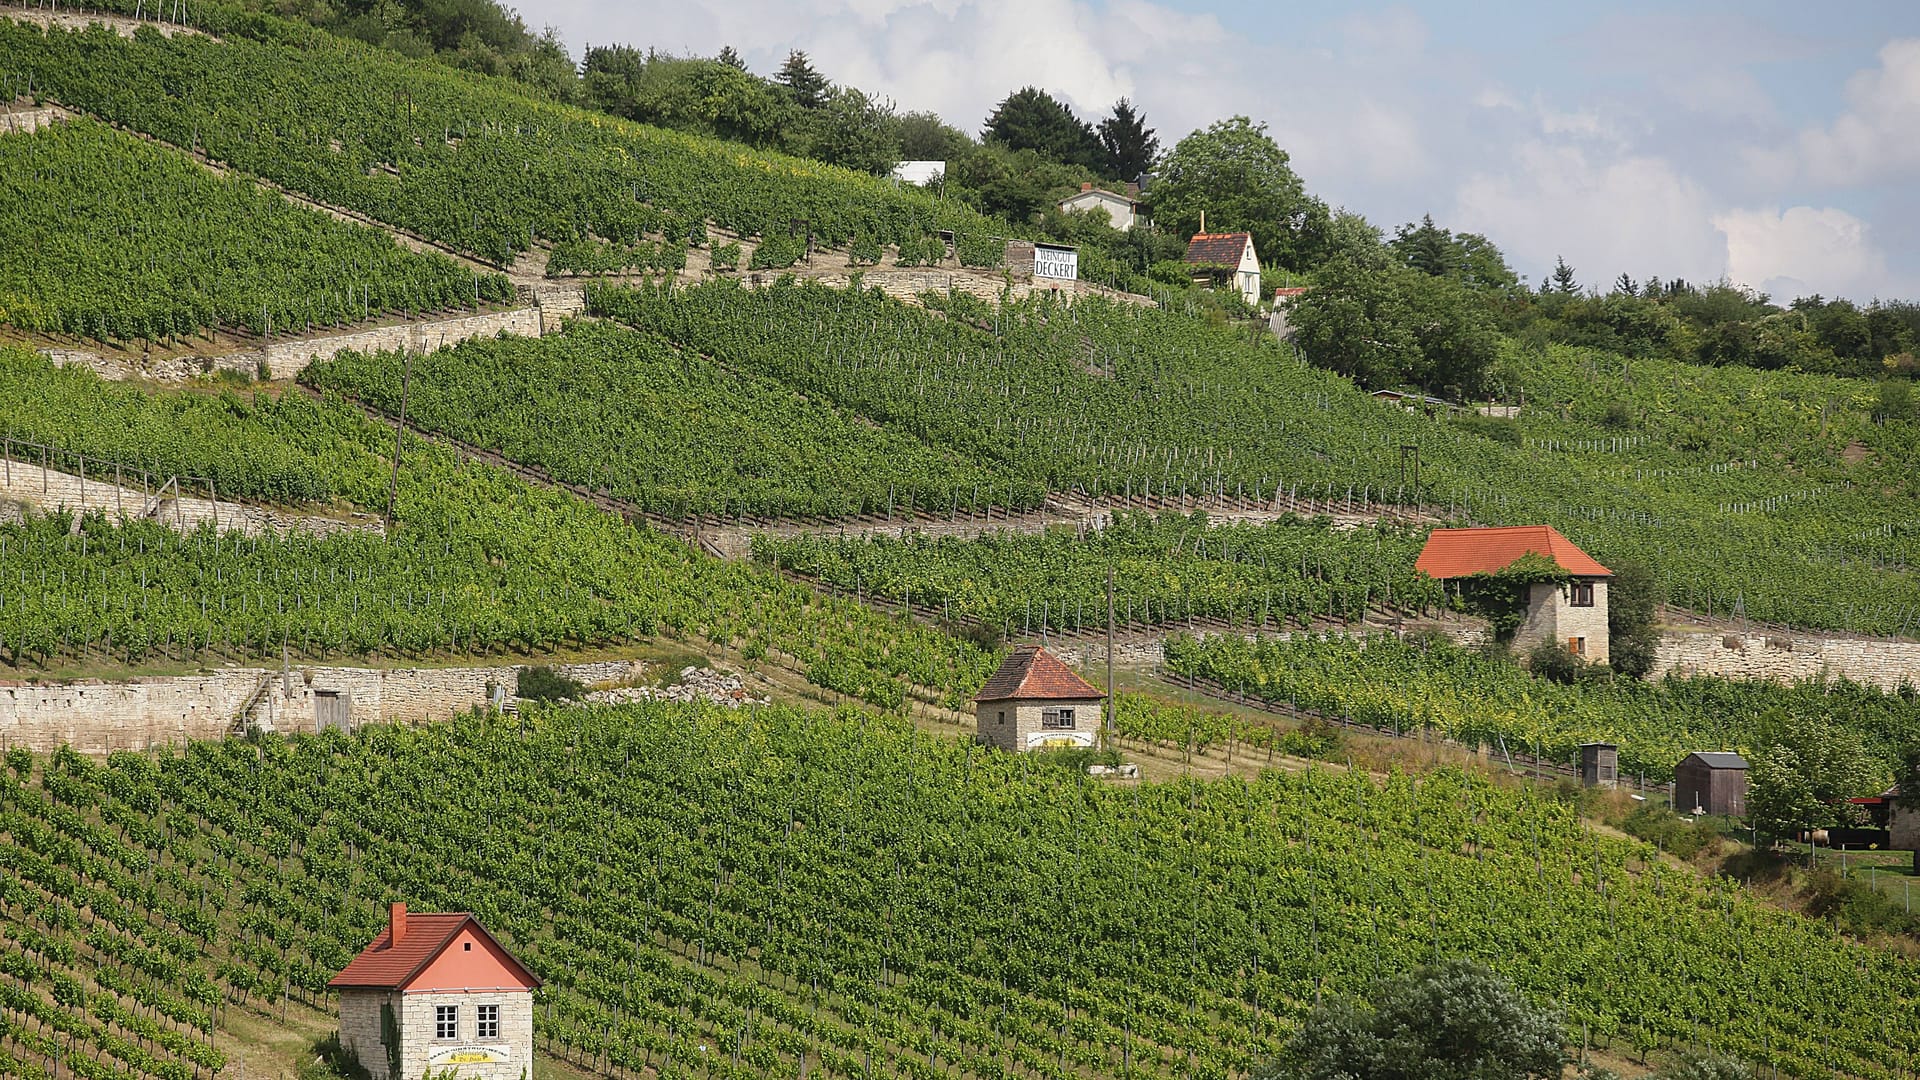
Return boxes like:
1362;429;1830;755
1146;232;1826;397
1615;273;1638;297
1097;97;1158;180
1390;215;1459;278
1550;256;1578;294
983;87;1103;170
777;49;830;109
717;45;746;70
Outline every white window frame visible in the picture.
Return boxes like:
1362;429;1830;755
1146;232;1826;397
1041;707;1076;730
435;1004;459;1040
476;1003;500;1040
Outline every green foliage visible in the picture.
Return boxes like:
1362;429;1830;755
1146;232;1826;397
1457;553;1574;641
1164;633;1920;782
1802;869;1920;938
748;230;806;270
1150;117;1330;271
0;119;509;342
709;241;742;272
1650;1054;1754;1080
1620;804;1712;859
1389;214;1520;294
303;318;999;518
1607;560;1659;678
754;511;1443;632
848;231;884;266
1268;959;1567;1080
1747;714;1890;836
1096;97;1158;180
514;665;584;702
954;231;1005;269
7;704;1917;1080
1289;254;1500;398
893;234;946;267
776;50;831;110
981;87;1103;171
1;16;1001;266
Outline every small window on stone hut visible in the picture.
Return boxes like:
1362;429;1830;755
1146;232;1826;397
1570;581;1595;607
1042;708;1076;729
1567;637;1586;657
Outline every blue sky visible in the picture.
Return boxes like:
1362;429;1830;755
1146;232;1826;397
536;1;1920;302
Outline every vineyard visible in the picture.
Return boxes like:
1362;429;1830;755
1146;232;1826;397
1162;633;1920;781
301;320;1004;519
5;705;1920;1080
0;116;512;343
585;279;1920;635
752;511;1442;633
0;352;989;706
0;10;1010;267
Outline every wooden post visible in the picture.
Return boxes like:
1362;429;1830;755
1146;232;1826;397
114;462;122;517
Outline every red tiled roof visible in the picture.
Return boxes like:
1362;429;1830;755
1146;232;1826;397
1414;526;1611;579
1272;287;1309;298
328;913;541;991
1184;232;1253;265
973;645;1105;703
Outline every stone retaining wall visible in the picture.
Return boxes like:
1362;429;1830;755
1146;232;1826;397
1653;630;1920;692
0;659;648;754
0;453;381;538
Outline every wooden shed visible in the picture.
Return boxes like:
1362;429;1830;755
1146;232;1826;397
1579;742;1618;788
1674;752;1748;817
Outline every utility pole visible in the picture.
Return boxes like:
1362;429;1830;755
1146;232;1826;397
384;349;415;537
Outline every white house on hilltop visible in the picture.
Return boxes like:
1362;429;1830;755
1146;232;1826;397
1184;231;1261;306
1058;182;1142;231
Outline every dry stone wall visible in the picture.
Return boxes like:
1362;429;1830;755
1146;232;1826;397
1653;630;1920;691
0;659;647;754
0;104;70;135
0;453;381;538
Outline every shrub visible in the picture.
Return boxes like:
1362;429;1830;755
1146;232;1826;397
516;665;584;702
750;231;806;270
1526;641;1584;684
709;242;742;272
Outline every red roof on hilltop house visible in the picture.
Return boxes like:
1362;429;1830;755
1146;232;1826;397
1414;526;1611;580
329;905;541;991
1184;232;1253;265
973;645;1105;703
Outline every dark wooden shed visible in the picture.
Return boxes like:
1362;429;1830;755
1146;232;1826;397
1579;743;1618;788
1675;751;1748;816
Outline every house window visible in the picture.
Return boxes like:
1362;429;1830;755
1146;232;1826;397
1567;637;1586;657
998;711;1006;725
1042;708;1076;730
435;1005;459;1040
476;1004;500;1040
1570;581;1594;606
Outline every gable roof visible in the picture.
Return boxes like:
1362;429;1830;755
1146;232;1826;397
1414;526;1611;579
1062;187;1132;206
1681;751;1749;770
1184;232;1253;265
974;645;1105;703
328;914;542;991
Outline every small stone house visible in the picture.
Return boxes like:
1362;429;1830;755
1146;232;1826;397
974;644;1107;752
330;904;541;1080
1183;232;1261;306
1674;752;1748;817
1414;525;1612;664
1058;183;1142;231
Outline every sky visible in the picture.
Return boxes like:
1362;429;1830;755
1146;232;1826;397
530;0;1920;303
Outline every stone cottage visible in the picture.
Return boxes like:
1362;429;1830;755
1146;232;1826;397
331;904;541;1080
974;644;1107;752
1415;525;1613;663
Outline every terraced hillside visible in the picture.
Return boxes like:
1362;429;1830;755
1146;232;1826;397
5;705;1918;1080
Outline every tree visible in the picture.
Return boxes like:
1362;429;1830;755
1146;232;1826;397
797;87;900;175
893;111;972;161
1259;958;1566;1080
1391;215;1459;278
982;87;1103;170
716;45;746;70
1290;255;1498;398
1607;560;1659;678
1747;715;1888;837
1150;117;1331;271
777;49;830;109
1097;97;1158;180
1550;256;1578;294
1614;273;1638;297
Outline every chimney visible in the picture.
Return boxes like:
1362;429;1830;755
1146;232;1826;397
1080;182;1093;192
389;902;407;946
1199;210;1206;233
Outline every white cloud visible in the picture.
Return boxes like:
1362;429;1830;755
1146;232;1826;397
1453;142;1726;287
1714;205;1892;300
1793;38;1920;186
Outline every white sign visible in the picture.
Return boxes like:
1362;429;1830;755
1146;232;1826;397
1025;730;1095;749
1033;244;1078;281
428;1045;511;1066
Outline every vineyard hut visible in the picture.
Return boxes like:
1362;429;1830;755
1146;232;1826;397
330;903;541;1080
1674;752;1748;817
974;644;1107;752
1415;525;1612;663
1579;742;1619;788
1184;232;1261;305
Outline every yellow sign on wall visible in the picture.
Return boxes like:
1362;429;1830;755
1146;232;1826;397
428;1045;510;1065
